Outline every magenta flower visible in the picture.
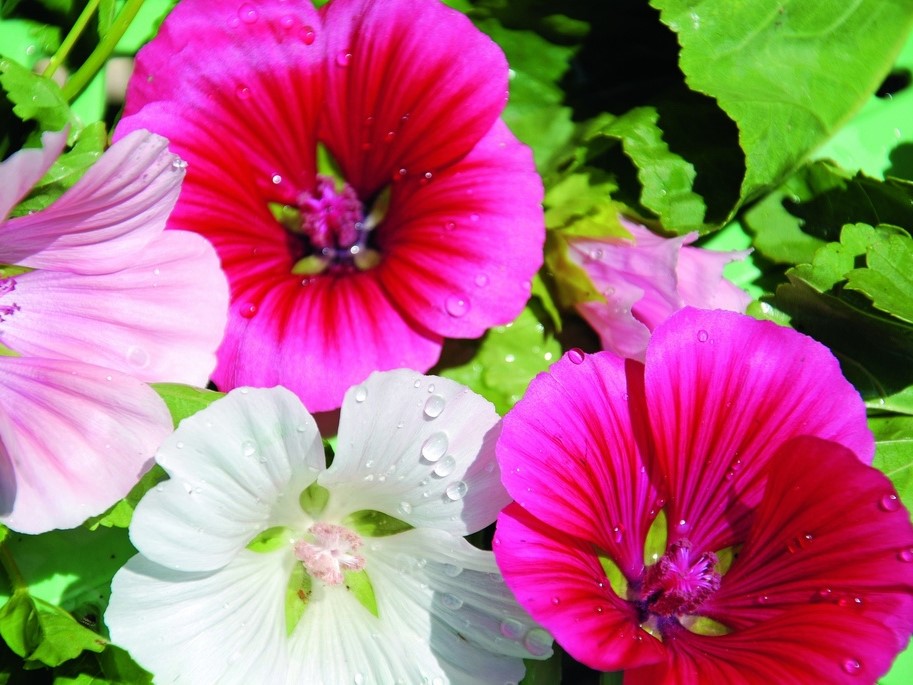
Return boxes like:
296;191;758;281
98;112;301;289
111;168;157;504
0;129;229;533
569;218;750;361
114;0;545;412
494;308;913;682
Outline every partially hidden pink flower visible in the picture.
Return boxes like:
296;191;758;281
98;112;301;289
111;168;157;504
115;0;545;412
0;129;229;533
569;218;750;361
494;308;913;683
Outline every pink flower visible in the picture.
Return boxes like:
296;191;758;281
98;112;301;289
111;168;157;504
114;0;545;412
494;308;913;682
569;218;750;361
0;129;229;533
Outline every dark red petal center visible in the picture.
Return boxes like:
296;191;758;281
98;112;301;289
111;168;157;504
635;539;721;623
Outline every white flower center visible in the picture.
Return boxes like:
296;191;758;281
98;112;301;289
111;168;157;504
293;522;366;585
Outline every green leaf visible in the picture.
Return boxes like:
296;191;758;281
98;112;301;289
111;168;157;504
436;305;561;416
298;483;330;519
845;231;913;323
651;0;913;204
0;592;105;668
247;526;293;554
284;564;312;636
83;465;167;530
150;383;226;428
344;510;413;538
0;57;73;133
520;648;563;684
870;415;913;512
95;644;152;684
343;570;378;619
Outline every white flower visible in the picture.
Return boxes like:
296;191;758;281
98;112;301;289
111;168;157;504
106;371;552;684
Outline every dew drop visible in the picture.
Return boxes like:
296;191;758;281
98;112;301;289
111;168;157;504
841;658;861;675
523;628;552;657
697;329;709;342
238;4;258;23
442;563;462;577
612;525;624;543
301;26;316;44
427;384;435;393
441;593;463;610
240;302;257;318
235;85;251;99
336;50;352;67
105;375;113;381
675;519;690;534
433;455;456;477
424;394;446;418
755;594;769;605
171;158;187;170
279;14;295;29
354;673;365;685
899;547;913;562
152;268;160;276
445;480;468;501
397;501;413;515
567;348;585;364
353;385;368;403
443;220;456;232
271;173;282;184
879;493;901;512
551;596;560;605
500;618;525;640
241;440;257;458
421;432;449;462
126;345;151;369
176;441;184;449
384;130;396;143
445;294;470;318
470;213;480;222
474;273;489;288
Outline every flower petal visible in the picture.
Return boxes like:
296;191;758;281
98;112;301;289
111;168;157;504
706;436;913;648
130;387;325;572
213;272;443;413
320;0;509;196
106;550;290;684
676;241;751;312
0;230;228;385
497;351;657;576
1;130;184;274
643;308;874;552
0;356;171;533
494;503;665;672
321;370;507;536
0;129;67;223
378;120;544;339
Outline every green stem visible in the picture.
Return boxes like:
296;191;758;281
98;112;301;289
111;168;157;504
62;0;147;103
0;541;27;593
42;0;102;81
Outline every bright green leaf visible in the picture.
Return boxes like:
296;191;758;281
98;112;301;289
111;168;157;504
344;510;413;538
870;415;913;512
846;231;913;323
246;526;293;554
298;483;330;519
83;465;167;530
284;564;311;636
0;57;73;134
343;570;378;619
150;383;226;428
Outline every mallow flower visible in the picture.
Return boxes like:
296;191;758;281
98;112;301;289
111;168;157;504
0;129;229;533
106;372;552;683
494;308;913;683
569;218;750;361
114;0;545;412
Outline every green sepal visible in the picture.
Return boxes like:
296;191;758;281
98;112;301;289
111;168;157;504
596;551;628;599
643;509;668;565
298;483;330;519
683;615;731;637
150;383;226;428
343;510;413;538
344;569;379;619
284;564;312;636
247;526;293;554
315;142;345;188
268;202;303;234
714;545;740;576
83;465;167;530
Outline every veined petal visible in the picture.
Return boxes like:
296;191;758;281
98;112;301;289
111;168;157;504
706;436;913;647
322;370;507;536
213;271;442;413
130;387;325;572
360;527;547;683
497;351;657;577
494;504;665;672
0;129;67;223
0;357;171;534
676;241;751;312
0;230;228;385
1;130;184;274
106;550;290;684
378;120;544;339
643;308;874;552
320;0;509;196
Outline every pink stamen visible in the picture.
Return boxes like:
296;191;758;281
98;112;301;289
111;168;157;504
293;522;366;585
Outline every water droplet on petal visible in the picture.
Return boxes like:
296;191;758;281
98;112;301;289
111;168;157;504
612;525;624;543
697;329;709;342
675;519;690;534
271;173;282;184
421;432;448;462
445;295;470;317
105;375;113;381
301;25;316;44
336;50;352;67
500;618;525;639
126;345;151;369
441;593;463;610
443;220;456;232
354;673;365;685
171;158;187;170
238;4;258;23
523;628;552;657
241;440;256;458
424;394;446;418
841;658;861;675
397;501;413;515
899;547;913;562
474;273;489;288
445;480;468;501
551;596;560;605
353;385;368;403
567;348;585;364
442;563;462;577
755;594;769;605
879;493;901;512
433;456;456;477
240;302;257;318
235;85;251;99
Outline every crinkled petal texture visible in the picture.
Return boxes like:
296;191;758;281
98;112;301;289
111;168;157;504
0;230;228;385
0;130;185;274
494;309;907;680
321;369;508;536
0;357;172;533
0;129;67;222
109;377;545;682
570;220;749;361
116;0;544;412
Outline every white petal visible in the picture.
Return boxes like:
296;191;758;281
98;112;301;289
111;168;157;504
106;549;290;684
0;129;67;223
131;387;325;572
364;528;550;683
323;371;509;536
